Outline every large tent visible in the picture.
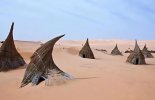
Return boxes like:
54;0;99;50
20;35;72;87
0;22;26;71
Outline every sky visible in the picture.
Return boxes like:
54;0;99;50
0;0;155;41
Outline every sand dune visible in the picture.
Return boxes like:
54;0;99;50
0;40;155;100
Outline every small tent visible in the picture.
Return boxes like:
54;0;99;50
142;44;154;58
126;41;146;65
111;44;122;55
79;38;95;59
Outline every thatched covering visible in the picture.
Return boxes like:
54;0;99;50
20;34;72;87
126;41;146;65
142;44;154;58
111;44;122;55
0;22;26;72
79;38;95;59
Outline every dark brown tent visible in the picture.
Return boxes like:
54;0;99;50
0;22;26;72
126;41;146;65
142;44;154;58
111;44;122;55
20;35;72;87
79;38;95;59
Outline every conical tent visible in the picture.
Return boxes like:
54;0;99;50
126;41;146;65
111;44;122;55
79;38;95;59
0;22;26;71
142;44;154;58
21;34;72;87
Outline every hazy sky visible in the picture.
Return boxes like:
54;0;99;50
0;0;155;40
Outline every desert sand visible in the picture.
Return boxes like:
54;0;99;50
0;40;155;100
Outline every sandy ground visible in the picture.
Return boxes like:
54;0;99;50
0;40;155;100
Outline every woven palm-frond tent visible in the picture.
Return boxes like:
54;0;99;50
111;44;122;55
126;41;146;65
79;38;95;59
0;22;26;72
21;34;72;87
142;44;154;58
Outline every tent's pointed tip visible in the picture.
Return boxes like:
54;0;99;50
86;38;89;44
11;22;14;27
134;39;140;51
7;22;14;38
135;40;138;45
59;34;65;38
54;34;65;40
86;38;89;41
9;22;14;33
134;39;137;43
62;34;65;36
